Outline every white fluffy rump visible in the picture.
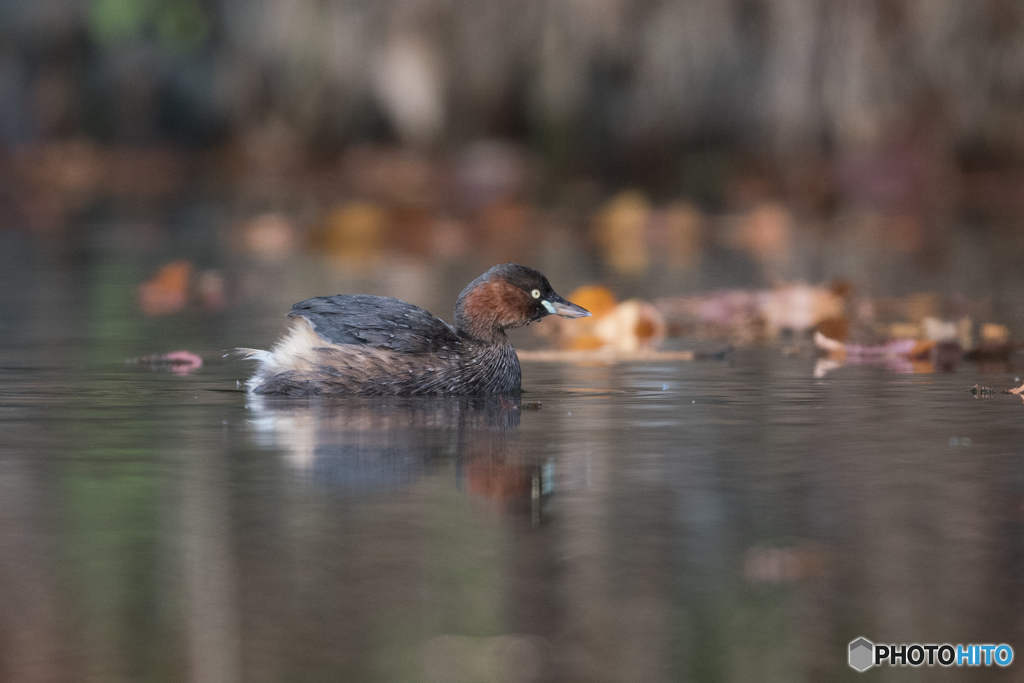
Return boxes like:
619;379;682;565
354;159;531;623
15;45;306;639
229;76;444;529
239;319;329;392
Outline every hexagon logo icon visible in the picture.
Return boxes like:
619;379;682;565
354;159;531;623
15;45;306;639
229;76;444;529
849;637;874;672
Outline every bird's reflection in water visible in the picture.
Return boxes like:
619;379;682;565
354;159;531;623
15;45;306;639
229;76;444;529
245;394;551;517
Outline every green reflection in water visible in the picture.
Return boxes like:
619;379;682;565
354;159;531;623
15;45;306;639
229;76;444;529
58;255;175;682
60;454;170;683
88;258;145;362
425;463;505;637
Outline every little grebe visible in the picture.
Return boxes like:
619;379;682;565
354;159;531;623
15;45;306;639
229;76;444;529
241;263;590;395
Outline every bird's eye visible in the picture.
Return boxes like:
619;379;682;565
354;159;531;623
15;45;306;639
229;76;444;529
531;289;541;298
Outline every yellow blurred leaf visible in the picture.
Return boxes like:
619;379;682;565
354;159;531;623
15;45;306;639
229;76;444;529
314;202;388;264
593;190;650;275
982;323;1009;344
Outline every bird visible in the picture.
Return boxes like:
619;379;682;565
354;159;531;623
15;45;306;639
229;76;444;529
240;263;590;395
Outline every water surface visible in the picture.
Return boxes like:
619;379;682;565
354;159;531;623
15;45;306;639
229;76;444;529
2;230;1024;683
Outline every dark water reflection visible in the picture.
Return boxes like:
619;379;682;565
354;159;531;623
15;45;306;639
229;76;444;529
246;394;534;505
4;356;1024;682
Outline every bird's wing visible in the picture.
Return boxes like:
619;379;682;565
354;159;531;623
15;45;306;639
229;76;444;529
287;295;462;354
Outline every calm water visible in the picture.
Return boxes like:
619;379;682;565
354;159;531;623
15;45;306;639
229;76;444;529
2;228;1024;683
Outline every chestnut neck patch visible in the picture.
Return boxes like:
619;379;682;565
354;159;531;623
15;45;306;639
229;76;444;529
456;278;532;340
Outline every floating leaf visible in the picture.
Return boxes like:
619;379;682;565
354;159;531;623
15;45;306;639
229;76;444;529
138;260;190;316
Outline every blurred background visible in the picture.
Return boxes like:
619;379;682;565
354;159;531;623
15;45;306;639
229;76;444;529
4;4;1024;683
3;0;1024;311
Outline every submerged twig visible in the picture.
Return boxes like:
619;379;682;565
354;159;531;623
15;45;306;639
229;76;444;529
971;382;1024;400
516;347;729;363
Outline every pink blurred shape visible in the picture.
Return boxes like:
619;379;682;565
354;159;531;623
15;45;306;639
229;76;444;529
131;351;204;375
